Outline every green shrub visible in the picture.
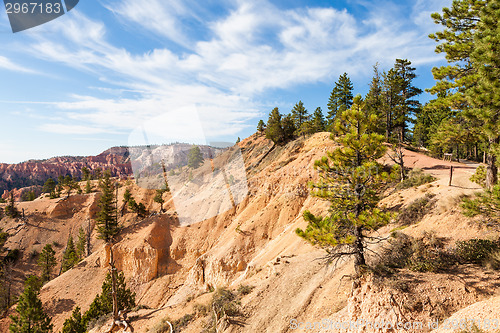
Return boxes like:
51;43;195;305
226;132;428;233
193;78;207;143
455;239;498;265
237;284;254;296
373;232;456;274
398;194;436;225
372;232;414;275
396;168;436;190
470;165;487;188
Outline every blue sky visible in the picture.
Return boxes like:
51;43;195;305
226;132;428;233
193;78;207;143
0;0;451;163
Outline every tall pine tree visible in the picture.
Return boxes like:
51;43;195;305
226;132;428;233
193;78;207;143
467;0;500;188
9;277;53;333
96;171;119;243
327;73;353;127
291;100;309;133
37;244;56;283
296;95;394;275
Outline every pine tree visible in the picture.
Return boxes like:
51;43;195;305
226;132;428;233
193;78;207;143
123;189;132;204
62;307;85;333
76;227;86;260
236;137;241;144
153;189;166;213
37;244;56;283
281;114;296;142
265;107;285;145
62;235;78;273
81;167;91;181
365;64;385;135
311;107;326;132
82;272;135;326
382;68;402;140
187;146;204;169
393;59;422;142
5;192;18;218
96;171;119;243
42;178;56;194
327;73;354;127
297;120;315;137
9;276;53;333
296;95;394;275
291;100;309;132
467;0;500;188
257;120;266;134
428;0;489;181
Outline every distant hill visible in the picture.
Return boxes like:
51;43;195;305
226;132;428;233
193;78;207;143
0;144;227;197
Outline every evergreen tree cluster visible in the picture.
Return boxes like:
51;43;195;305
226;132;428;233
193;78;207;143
61;272;136;332
259;61;422;146
422;0;500;189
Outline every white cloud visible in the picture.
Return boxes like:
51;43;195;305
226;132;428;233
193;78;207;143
106;0;194;49
18;0;447;140
0;56;37;73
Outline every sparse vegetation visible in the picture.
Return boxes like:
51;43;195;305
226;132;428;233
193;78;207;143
205;287;242;333
397;193;437;225
396;168;436;190
373;232;456;274
237;284;254;296
455;238;499;265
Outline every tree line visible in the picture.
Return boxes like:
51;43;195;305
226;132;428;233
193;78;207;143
258;58;422;149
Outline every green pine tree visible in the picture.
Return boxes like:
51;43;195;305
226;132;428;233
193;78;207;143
5;192;18;218
85;180;92;194
296;95;394;275
153;189;166;213
42;178;56;194
82;271;136;326
37;244;56;283
467;0;500;188
365;64;386;135
311;107;326;132
327;73;353;127
291;100;309;132
9;276;53;333
187;146;204;169
281;114;296;142
61;307;85;333
393;59;422;142
62;235;78;273
257;119;266;134
265;107;285;145
76;227;86;260
96;171;119;243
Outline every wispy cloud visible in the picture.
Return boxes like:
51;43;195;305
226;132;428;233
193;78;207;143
0;55;37;73
16;0;447;139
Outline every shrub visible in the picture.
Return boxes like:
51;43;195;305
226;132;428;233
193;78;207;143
470;165;487;188
372;232;456;274
3;249;21;264
398;194;436;225
396;168;436;190
485;250;500;270
237;284;254;296
149;318;173;333
373;232;414;274
455;239;498;265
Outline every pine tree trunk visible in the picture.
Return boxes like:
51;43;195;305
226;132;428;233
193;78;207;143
486;137;499;190
353;226;366;276
109;244;119;320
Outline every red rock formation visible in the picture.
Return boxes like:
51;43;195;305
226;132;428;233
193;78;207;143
0;147;133;197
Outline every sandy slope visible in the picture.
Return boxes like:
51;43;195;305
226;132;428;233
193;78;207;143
1;133;499;333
